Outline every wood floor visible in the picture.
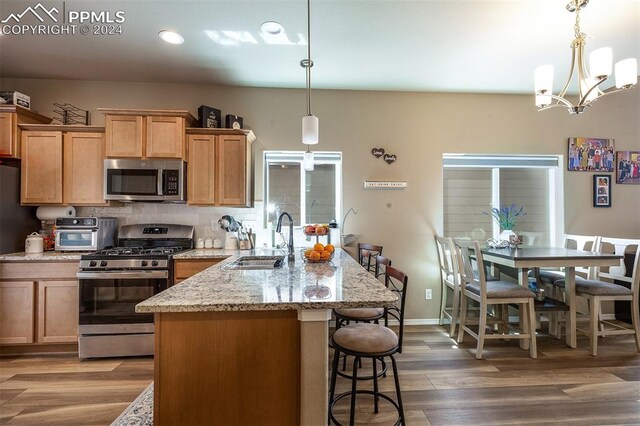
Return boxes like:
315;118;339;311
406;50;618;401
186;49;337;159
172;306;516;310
1;325;639;425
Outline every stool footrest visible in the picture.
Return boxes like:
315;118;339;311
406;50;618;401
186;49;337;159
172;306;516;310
329;390;401;426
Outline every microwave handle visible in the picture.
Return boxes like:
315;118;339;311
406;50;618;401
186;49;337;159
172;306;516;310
157;169;164;195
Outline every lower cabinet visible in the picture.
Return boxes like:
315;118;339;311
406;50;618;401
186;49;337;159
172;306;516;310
37;281;79;343
0;281;35;344
174;259;224;285
0;263;79;346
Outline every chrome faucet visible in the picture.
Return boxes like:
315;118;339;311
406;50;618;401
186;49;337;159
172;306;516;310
276;212;295;261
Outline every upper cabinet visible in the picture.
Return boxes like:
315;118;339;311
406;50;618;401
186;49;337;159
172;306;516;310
0;105;52;159
186;129;255;207
99;109;195;160
20;126;107;206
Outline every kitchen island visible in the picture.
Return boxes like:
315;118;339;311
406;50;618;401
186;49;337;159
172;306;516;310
136;248;397;425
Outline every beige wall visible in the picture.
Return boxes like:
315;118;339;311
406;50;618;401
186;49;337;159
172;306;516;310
2;77;639;320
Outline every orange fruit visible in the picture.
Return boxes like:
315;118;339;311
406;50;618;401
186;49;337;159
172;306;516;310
304;249;313;258
313;243;325;252
320;250;332;260
310;251;321;261
324;244;335;254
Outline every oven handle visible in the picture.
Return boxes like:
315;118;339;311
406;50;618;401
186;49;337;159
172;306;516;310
77;271;169;280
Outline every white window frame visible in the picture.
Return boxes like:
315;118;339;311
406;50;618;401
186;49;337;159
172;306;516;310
443;154;564;246
264;151;342;228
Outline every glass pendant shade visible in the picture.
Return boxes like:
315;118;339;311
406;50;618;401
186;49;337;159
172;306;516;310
302;114;319;145
534;65;554;94
303;151;314;171
580;77;599;102
589;48;613;78
615;58;638;88
535;94;552;107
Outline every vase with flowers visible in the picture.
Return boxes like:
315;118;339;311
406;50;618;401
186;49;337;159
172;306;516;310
484;203;526;242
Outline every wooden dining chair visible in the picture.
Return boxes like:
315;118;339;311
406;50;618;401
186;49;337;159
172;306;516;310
455;239;538;359
435;235;461;338
554;237;640;356
358;243;383;274
534;234;601;338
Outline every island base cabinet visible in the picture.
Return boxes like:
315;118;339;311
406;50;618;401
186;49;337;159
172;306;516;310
154;311;300;425
0;282;35;344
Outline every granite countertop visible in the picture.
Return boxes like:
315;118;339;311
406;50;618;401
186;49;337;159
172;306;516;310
136;248;398;313
172;249;246;259
0;251;89;261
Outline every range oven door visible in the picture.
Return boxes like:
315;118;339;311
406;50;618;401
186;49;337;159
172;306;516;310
77;270;168;332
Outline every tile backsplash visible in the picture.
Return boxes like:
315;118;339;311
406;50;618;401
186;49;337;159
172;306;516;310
77;202;262;242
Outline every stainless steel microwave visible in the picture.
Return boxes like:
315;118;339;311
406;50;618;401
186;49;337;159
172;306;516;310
104;159;186;202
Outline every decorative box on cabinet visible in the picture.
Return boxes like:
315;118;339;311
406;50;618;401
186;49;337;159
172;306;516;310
19;125;107;206
186;128;255;207
0;105;52;159
99;109;196;160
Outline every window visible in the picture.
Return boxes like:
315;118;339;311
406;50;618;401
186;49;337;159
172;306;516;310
264;152;342;227
443;154;564;246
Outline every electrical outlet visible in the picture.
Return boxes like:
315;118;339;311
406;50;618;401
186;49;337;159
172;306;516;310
425;289;432;300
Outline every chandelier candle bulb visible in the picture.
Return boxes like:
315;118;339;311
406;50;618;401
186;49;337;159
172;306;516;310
589;48;613;78
615;58;638;89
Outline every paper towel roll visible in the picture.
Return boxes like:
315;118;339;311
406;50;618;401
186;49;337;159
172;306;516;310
36;206;76;221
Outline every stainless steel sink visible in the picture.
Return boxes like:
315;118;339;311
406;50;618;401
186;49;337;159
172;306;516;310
224;256;285;270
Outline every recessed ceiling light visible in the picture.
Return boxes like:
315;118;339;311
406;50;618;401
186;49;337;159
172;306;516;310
158;30;184;45
261;21;285;36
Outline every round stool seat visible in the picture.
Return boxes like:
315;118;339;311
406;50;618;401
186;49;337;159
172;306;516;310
333;323;398;354
334;308;384;320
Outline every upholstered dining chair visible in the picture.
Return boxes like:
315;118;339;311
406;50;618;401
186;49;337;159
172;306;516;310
435;235;461;338
455;239;538;359
358;243;383;274
553;237;640;356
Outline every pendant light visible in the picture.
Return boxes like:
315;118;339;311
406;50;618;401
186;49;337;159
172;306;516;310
534;0;638;114
301;0;318;146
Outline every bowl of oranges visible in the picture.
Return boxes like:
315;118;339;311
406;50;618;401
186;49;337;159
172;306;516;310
302;243;335;263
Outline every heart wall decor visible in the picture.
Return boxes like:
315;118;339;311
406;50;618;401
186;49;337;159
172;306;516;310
383;154;397;164
371;148;385;158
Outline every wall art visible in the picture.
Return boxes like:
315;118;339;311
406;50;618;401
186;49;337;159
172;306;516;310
568;137;614;172
615;150;640;184
593;174;611;207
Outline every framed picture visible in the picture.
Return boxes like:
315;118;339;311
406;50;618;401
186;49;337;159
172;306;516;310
568;138;615;172
593;175;611;207
615;150;640;184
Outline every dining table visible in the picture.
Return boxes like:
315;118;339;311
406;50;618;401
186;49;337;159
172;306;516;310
481;246;624;349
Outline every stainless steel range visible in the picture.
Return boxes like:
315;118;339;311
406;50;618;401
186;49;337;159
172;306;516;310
77;224;194;358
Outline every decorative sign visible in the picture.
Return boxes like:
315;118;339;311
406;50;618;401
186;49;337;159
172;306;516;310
371;147;385;158
383;154;397;164
363;181;407;189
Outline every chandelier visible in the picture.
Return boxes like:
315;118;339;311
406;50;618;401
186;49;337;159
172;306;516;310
301;0;317;171
534;0;638;114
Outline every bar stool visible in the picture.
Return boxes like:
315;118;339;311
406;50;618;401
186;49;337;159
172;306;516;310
329;266;408;426
358;243;383;274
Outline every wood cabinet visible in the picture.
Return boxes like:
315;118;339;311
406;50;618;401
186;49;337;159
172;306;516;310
37;281;79;343
173;258;224;285
187;134;216;205
99;109;195;159
0;281;35;344
63;132;106;205
186;129;255;207
19;126;106;206
21;131;63;204
0;105;52;159
0;262;79;347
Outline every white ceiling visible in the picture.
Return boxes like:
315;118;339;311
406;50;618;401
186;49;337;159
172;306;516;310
1;0;639;95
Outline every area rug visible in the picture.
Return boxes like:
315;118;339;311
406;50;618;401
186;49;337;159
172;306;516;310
111;382;153;426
